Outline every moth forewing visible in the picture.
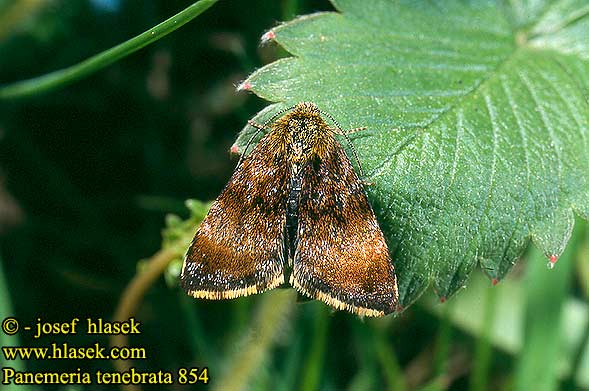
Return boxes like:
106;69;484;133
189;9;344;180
181;102;398;316
181;129;289;299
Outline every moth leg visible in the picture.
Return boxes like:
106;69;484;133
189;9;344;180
247;119;266;130
329;126;367;135
343;126;367;134
238;120;269;165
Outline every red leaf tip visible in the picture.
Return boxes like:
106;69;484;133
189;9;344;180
491;278;499;286
236;81;251;91
439;296;446;303
261;30;276;44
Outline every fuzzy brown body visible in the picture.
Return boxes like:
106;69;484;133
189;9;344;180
181;102;398;316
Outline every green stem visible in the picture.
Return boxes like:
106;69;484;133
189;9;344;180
565;220;588;388
0;0;218;99
577;221;589;299
299;305;329;391
565;320;589;389
348;320;378;390
0;255;32;391
374;326;407;391
179;293;216;365
469;282;498;391
0;257;16;363
434;301;454;377
277;333;304;391
212;290;296;391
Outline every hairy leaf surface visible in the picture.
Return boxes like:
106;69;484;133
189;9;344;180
237;0;589;307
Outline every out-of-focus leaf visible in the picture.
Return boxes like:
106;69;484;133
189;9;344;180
163;199;211;284
424;270;589;389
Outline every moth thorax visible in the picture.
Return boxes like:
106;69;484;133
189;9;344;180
291;162;301;175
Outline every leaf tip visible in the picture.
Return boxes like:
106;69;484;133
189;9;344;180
230;143;240;155
236;80;252;92
439;296;447;304
546;254;558;269
491;278;499;286
260;30;276;44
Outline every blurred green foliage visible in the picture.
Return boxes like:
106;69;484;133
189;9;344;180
0;1;587;390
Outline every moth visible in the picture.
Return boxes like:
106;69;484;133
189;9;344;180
181;102;398;316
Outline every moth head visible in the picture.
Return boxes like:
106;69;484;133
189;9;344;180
288;103;329;137
270;102;333;161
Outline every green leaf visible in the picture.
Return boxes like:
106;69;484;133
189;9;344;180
237;0;589;307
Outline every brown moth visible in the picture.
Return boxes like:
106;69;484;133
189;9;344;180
181;102;398;316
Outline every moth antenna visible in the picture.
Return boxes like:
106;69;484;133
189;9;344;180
339;130;367;180
238;125;265;166
319;109;343;130
262;104;299;127
320;109;368;181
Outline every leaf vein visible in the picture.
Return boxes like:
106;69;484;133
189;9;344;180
500;75;531;244
517;70;564;192
545;59;589;169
